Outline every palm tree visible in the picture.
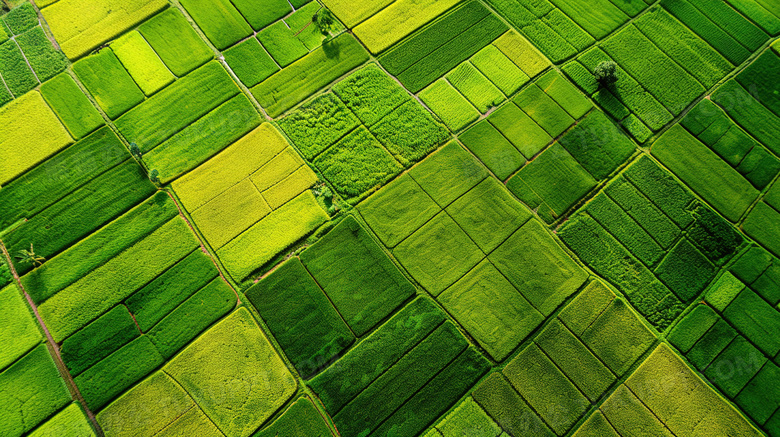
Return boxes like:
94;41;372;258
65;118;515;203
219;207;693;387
16;244;45;267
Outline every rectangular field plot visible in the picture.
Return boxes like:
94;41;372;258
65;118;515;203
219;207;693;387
652;124;759;222
0;91;72;186
558;155;746;330
246;258;354;378
464;281;653;436
377;1;508;93
487;0;650;63
172;124;326;283
309;297;490;437
572;343;765;436
279;64;448;203
252;33;369;118
41;0;167;59
682;99;780;190
299;215;416;336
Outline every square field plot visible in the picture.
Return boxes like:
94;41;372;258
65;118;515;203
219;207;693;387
299;215;416;336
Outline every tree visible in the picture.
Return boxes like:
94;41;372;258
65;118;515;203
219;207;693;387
313;9;337;40
129;142;142;160
594;61;618;86
149;169;160;185
16;244;45;268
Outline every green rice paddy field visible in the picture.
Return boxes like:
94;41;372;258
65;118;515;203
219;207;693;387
0;0;779;435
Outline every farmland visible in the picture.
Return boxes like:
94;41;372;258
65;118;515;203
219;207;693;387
0;0;778;436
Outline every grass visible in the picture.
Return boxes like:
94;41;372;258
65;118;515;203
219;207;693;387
300;215;416;336
358;173;440;248
179;0;251;50
652;124;759;222
252;33;369;118
126;249;217;331
246;257;354;378
332;64;410;126
0;345;71;435
164;308;297;436
222;38;279;87
39;73;104;139
278;93;360;159
309;297;446;412
353;0;462;54
0;284;42;371
60;305;140;377
312;126;402;199
38;217;198;342
147;277;237;358
0;91;71;186
408;141;489;207
137;8;213;77
73;49;145;119
419;78;480;132
439;260;543;361
16;27;67;82
115;61;240;152
40;0;166;59
110;30;174;96
21;192;178;304
459;120;526;180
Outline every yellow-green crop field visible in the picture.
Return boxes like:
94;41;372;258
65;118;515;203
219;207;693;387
0;0;779;435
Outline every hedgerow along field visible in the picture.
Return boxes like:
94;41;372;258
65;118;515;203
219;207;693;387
0;0;778;434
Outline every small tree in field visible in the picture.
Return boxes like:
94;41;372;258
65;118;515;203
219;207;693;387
594;61;618;86
16;244;45;268
313;9;337;41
